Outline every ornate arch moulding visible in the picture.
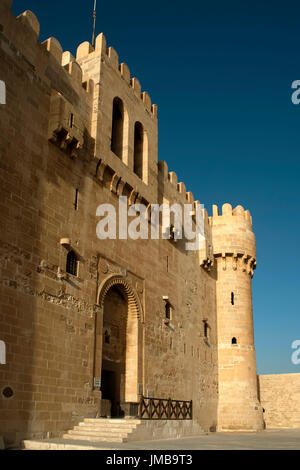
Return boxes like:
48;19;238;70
97;274;144;323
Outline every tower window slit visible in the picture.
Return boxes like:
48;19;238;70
165;301;171;320
74;189;79;210
104;330;110;344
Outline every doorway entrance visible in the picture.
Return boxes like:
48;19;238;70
101;286;127;417
96;275;144;417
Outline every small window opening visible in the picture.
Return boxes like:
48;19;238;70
232;337;237;345
170;224;175;241
231;292;235;305
74;189;79;210
70;113;74;129
165;301;171;320
204;321;209;338
104;330;110;344
2;387;14;399
66;250;78;276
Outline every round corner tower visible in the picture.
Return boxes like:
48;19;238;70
210;203;263;432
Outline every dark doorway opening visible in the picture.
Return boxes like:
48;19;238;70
101;369;122;417
101;286;127;418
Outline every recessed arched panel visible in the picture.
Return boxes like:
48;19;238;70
133;122;148;183
111;97;125;160
95;275;144;405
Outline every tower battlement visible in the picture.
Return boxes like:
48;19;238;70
75;34;157;118
210;203;252;230
5;3;157;119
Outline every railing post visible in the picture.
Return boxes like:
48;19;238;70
138;396;143;419
167;398;171;419
149;398;153;419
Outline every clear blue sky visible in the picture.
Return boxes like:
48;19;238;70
12;0;300;374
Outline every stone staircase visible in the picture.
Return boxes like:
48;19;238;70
62;418;141;443
22;418;204;449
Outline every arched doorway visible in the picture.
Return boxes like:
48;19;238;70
96;275;144;418
101;286;127;417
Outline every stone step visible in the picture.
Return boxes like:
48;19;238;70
83;418;141;425
79;421;139;428
23;439;114;450
62;433;127;443
74;425;136;433
68;429;130;438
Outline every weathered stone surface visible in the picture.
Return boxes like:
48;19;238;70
0;0;292;451
258;374;300;429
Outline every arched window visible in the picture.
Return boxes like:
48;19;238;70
111;97;124;159
232;337;237;345
66;250;78;276
134;122;144;179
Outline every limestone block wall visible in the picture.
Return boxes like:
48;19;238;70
0;1;219;448
258;374;300;429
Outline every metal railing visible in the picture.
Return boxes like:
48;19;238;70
138;396;192;420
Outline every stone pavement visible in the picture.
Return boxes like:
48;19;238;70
22;429;300;450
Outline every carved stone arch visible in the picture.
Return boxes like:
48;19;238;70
97;274;144;323
95;274;144;406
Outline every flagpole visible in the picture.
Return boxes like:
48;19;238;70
92;0;97;48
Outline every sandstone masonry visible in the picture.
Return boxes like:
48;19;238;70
0;0;281;448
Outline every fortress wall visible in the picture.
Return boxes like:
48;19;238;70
0;2;218;448
258;373;300;429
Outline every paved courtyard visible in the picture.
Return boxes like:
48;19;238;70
23;429;300;450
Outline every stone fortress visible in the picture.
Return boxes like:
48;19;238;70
0;0;299;449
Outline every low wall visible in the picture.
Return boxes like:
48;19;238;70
127;420;204;442
258;373;300;429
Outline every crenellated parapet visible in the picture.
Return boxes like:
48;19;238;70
157;161;196;206
6;4;155;118
211;203;253;229
157;161;214;264
210;203;256;277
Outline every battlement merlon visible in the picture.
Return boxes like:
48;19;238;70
210;203;257;276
